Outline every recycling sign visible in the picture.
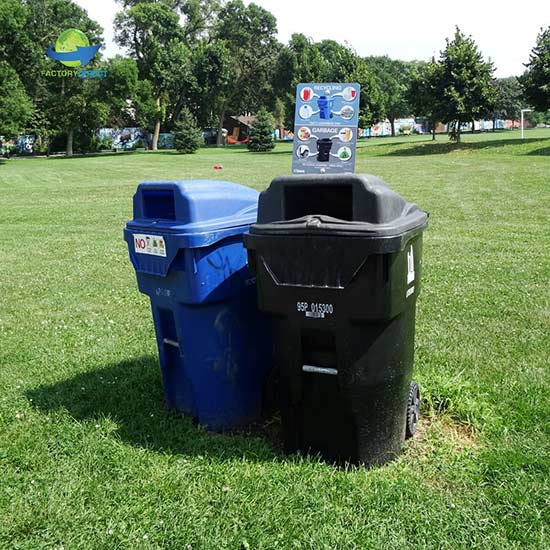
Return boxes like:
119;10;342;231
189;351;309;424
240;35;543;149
292;83;361;175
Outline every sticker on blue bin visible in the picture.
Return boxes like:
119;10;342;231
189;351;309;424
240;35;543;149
134;233;166;257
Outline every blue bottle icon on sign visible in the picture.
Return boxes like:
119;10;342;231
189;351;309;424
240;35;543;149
317;96;334;119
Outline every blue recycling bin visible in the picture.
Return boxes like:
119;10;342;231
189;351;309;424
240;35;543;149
317;96;334;119
123;180;271;430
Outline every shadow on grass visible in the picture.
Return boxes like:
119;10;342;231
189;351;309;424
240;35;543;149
214;146;292;155
526;146;550;156
26;355;283;461
43;150;141;160
357;136;432;148
378;137;549;156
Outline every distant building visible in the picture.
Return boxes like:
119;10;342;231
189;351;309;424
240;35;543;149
224;115;257;142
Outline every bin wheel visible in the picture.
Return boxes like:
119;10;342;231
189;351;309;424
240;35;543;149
406;381;420;439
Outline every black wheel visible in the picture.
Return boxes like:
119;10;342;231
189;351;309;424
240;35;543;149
406;381;420;439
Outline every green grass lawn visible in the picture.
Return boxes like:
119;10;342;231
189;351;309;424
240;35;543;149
1;129;549;548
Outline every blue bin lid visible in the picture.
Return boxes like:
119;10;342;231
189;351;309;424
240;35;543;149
126;180;259;248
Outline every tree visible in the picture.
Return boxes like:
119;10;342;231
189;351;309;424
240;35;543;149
185;40;232;129
316;41;383;127
525;109;550;127
407;59;443;140
0;0;104;155
213;0;280;146
247;109;274;152
0;61;33;138
366;56;412;136
46;78;109;155
132;79;159;130
173;106;203;153
520;26;550;112
273;35;383;131
487;77;523;128
115;1;187;150
352;57;384;129
273;34;328;130
436;27;496;142
97;56;138;127
272;97;286;140
117;0;220;43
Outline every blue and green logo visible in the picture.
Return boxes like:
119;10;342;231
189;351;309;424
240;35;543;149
44;28;106;79
47;28;100;67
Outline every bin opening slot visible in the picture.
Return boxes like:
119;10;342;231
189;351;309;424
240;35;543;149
284;184;352;221
142;189;176;220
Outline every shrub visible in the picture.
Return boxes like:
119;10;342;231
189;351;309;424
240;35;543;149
89;134;113;152
248;109;275;152
174;108;203;154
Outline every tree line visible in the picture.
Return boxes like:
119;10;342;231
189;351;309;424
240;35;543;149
1;0;549;155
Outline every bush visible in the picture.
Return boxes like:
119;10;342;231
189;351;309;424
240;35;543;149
88;134;113;152
174;108;203;154
248;109;275;152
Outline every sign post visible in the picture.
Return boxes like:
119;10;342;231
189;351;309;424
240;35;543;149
292;82;360;175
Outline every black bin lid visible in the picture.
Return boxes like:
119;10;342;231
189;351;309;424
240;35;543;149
250;174;428;238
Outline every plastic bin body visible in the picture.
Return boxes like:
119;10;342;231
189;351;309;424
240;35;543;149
124;180;271;430
317;96;334;119
316;138;333;162
244;174;428;465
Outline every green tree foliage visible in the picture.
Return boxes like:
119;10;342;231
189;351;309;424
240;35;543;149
97;56;138;127
115;1;224;147
272;97;286;139
115;1;187;149
117;0;220;43
0;61;33;138
273;34;326;129
351;57;385;129
173;107;203;153
526;109;550;126
365;56;413;136
407;60;443;140
247;109;275;152
133;79;159;130
317;41;383;127
27;109;54;155
488;77;523;126
274;34;383;130
0;0;105;155
213;0;280;145
436;27;496;142
46;77;109;155
520;26;550;112
185;40;232;128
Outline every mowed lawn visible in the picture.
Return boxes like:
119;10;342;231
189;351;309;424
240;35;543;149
0;130;549;549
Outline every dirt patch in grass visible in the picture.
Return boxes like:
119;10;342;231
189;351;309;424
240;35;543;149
404;414;479;461
246;411;480;464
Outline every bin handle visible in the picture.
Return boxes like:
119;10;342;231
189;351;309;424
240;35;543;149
302;365;338;376
163;338;180;349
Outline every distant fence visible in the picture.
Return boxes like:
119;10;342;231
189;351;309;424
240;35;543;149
98;128;174;150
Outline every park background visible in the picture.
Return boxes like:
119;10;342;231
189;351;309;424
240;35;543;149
1;0;549;155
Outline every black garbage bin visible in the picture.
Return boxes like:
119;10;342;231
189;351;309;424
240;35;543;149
244;174;428;465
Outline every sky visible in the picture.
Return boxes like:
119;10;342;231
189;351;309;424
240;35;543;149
76;0;550;78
